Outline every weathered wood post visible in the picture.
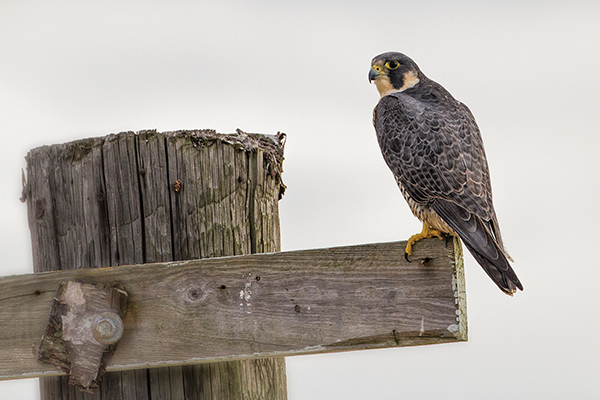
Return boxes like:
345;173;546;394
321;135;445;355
25;129;288;399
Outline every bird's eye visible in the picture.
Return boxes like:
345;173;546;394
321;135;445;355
385;60;399;70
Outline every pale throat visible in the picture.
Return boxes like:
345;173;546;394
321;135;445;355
375;71;420;97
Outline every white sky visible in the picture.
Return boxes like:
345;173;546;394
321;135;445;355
1;1;599;399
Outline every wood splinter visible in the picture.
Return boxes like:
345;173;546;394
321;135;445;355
37;281;128;393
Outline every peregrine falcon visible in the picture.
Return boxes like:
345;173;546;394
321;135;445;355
369;52;522;295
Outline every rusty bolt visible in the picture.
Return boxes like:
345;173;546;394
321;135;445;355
92;312;124;345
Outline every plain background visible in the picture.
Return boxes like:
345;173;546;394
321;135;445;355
1;1;599;399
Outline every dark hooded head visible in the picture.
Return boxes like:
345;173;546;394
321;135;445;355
369;52;424;97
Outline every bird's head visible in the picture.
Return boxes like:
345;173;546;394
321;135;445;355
369;52;422;97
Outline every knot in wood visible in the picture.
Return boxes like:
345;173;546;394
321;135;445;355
187;287;203;301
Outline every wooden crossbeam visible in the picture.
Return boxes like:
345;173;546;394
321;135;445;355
0;238;467;381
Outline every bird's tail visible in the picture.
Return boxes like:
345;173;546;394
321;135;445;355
433;200;523;295
462;240;522;295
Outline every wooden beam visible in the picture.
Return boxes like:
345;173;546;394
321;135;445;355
0;237;467;381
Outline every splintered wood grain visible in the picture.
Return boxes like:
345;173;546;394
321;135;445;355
136;130;172;263
0;237;466;381
103;132;144;266
21;130;288;399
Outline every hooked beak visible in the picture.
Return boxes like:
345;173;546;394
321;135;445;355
368;66;383;83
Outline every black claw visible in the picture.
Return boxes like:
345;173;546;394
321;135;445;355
404;252;411;262
444;233;451;246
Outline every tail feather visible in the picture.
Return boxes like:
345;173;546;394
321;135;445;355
432;199;523;295
462;240;522;295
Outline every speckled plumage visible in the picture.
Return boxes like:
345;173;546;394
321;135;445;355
370;52;522;295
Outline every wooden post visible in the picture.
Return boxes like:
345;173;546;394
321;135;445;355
25;130;287;399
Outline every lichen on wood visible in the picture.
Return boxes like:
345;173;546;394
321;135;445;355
165;128;287;199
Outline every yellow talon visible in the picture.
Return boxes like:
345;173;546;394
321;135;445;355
405;223;445;256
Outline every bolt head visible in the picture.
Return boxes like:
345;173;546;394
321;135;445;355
92;312;124;345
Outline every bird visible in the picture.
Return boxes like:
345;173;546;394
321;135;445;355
368;51;523;295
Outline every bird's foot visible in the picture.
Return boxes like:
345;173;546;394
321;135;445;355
404;224;445;262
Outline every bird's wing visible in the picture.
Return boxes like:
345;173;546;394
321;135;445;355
374;92;493;221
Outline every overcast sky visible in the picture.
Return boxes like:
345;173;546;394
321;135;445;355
1;1;599;399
